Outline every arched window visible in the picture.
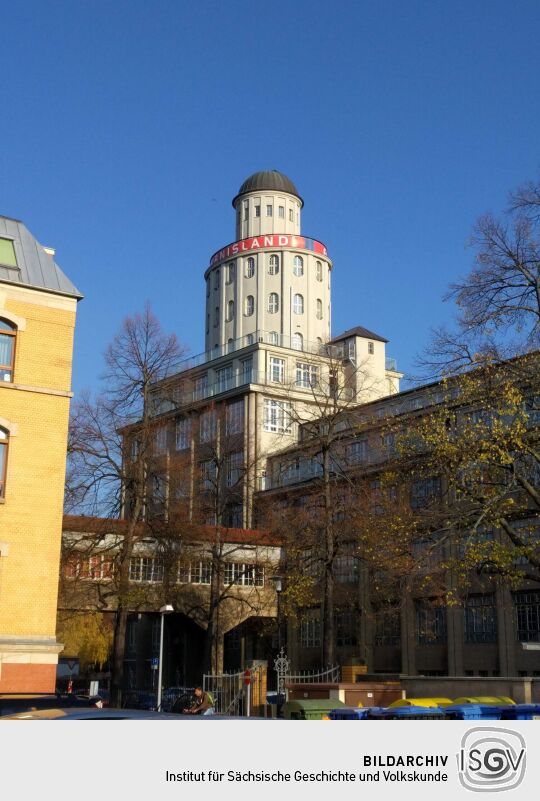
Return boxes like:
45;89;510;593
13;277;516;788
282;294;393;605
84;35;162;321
293;294;304;315
292;332;303;351
0;319;16;382
244;295;254;316
316;299;323;319
316;261;323;281
268;293;279;314
0;427;8;499
227;338;234;353
268;255;279;275
245;257;255;278
226;262;235;284
227;300;234;322
293;255;304;277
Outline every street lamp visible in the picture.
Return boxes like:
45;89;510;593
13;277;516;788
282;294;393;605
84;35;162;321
270;575;283;651
156;604;174;711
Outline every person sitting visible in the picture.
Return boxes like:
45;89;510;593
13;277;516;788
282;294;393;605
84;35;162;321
182;686;215;715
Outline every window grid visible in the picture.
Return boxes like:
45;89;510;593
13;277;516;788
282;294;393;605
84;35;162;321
129;557;164;583
224;562;264;587
295;362;319;389
300;612;321;648
268;255;279;275
269;357;285;383
268;292;279;313
264;399;292;433
0;318;16;382
293;293;304;315
464;594;497;643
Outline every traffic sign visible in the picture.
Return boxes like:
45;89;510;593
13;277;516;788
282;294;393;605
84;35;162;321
151;657;159;670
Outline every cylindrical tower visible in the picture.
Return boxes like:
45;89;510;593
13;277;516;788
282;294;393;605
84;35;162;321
204;170;332;354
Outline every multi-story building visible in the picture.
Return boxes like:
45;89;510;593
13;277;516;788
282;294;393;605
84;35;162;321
145;171;402;528
257;363;540;678
0;217;81;691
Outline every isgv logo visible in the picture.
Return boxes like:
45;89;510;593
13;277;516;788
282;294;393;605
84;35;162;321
457;727;526;792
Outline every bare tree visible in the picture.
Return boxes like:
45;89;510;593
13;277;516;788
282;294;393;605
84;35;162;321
66;303;184;705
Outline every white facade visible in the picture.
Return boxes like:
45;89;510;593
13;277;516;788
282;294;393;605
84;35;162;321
204;172;332;354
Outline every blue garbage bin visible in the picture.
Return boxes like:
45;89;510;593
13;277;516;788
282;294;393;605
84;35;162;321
500;704;540;721
370;705;445;720
329;707;378;720
444;704;503;720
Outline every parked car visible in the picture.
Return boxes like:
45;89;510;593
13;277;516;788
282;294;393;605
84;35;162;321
0;693;104;717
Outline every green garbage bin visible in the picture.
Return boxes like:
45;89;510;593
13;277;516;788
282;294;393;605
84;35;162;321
284;698;346;720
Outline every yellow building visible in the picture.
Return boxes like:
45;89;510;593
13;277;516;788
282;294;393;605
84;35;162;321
0;217;81;692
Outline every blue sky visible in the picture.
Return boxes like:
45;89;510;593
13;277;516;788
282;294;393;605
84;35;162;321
2;0;539;393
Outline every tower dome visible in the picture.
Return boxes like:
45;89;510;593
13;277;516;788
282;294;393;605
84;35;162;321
233;170;303;207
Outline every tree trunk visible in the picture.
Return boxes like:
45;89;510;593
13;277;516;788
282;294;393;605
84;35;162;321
322;445;335;666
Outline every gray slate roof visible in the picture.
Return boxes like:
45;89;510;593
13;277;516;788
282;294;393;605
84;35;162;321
0;215;82;299
233;170;303;207
331;325;388;344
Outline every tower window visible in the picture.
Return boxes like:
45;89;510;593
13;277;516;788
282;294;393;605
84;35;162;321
268;254;279;275
227;300;234;322
255;205;260;217
268;331;279;345
293;256;304;277
292;332;303;351
226;262;235;284
316;261;323;281
268;293;279;314
289;209;294;222
245;257;255;278
0;318;16;382
244;295;254;316
243;202;249;221
368;341;374;355
266;205;273;217
214;270;220;290
0;238;17;269
278;206;285;218
316;299;323;320
214;307;219;327
293;294;304;315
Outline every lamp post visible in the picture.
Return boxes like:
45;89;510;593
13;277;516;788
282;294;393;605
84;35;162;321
270;575;283;652
156;604;174;711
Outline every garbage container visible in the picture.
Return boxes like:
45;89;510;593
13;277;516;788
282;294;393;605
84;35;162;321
284;699;346;720
444;704;503;720
329;707;373;720
500;704;540;721
370;706;446;720
389;697;452;708
452;696;514;705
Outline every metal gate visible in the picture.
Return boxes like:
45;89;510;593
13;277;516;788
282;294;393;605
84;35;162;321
203;663;264;716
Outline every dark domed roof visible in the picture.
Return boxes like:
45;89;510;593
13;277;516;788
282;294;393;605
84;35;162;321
233;170;303;207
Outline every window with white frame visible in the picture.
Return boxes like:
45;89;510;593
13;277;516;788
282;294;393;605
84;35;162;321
254;205;260;217
241;357;253;383
200;409;217;442
243;202;249;221
264;399;292;433
268;292;279;313
268;254;279;275
200;458;217;490
266;204;273;217
316;299;323;319
269;356;285;383
194;374;208;400
245;257;255;278
296;362;319;388
154;427;168;455
244;295;254;316
0;426;9;499
289;208;294;222
293;255;304;276
268;331;279;345
291;332;303;351
189;561;212;585
129;557;164;583
278;205;284;218
216;364;233;393
300;610;321;648
226;300;234;322
226;261;235;283
226;451;243;487
316;260;322;281
346;438;368;463
226;399;244;434
293;293;304;314
224;562;264;587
